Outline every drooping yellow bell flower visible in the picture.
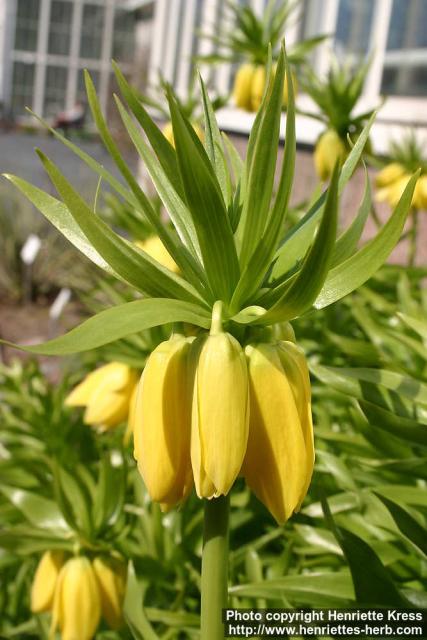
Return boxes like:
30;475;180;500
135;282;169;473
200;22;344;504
51;556;101;640
375;162;406;188
233;63;256;110
242;341;314;523
133;334;194;506
136;235;179;274
376;170;427;210
93;556;127;631
250;64;297;112
31;550;64;613
314;129;347;181
190;328;249;499
66;362;138;431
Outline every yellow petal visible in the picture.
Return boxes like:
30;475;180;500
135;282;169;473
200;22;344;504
136;235;179;273
192;333;249;497
243;343;308;523
31;550;64;613
314;130;347;181
375;162;406;188
134;335;193;505
65;362;134;407
58;557;101;640
250;65;266;112
233;64;256;110
93;556;126;630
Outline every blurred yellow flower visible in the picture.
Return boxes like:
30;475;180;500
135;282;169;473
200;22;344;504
31;550;64;613
314;129;347;181
51;556;101;640
136;235;179;274
93;556;127;631
66;362;138;430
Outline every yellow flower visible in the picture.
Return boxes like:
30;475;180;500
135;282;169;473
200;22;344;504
415;174;427;210
376;172;427;210
162;121;204;149
190;331;249;498
136;235;179;274
124;381;138;445
66;362;138;430
234;63;297;112
133;335;194;506
233;63;256;110
314;129;347;181
242;341;314;523
93;556;127;630
31;550;64;613
51;557;101;640
375;162;406;188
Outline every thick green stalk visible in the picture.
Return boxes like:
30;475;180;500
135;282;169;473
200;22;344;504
201;495;230;640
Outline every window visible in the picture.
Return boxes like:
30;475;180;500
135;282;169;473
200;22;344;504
113;9;136;62
11;62;35;115
80;4;105;59
14;0;40;52
381;0;427;97
48;1;74;56
335;0;374;58
44;66;68;116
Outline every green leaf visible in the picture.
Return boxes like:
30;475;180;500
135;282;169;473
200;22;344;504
37;150;202;303
0;486;69;532
1;298;210;355
272;113;375;280
331;167;371;267
359;399;427;447
230;50;296;309
237;49;285;267
3;175;118;277
199;73;231;205
398;312;427;341
167;90;239;302
112;61;184;199
229;572;354;606
374;493;427;558
253;164;339;324
311;364;427;405
314;172;419;309
124;563;159;640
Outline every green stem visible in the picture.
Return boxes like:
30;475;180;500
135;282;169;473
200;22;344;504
201;495;230;640
408;208;419;268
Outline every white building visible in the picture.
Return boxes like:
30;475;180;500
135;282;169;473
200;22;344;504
0;0;153;121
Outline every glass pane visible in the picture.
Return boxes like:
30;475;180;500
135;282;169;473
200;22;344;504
48;1;73;56
113;9;135;62
335;0;374;58
80;4;104;59
44;66;68;117
381;0;427;96
14;0;40;52
11;62;35;115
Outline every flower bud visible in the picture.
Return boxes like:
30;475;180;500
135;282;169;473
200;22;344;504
314;130;347;181
191;332;249;498
51;556;101;640
375;162;406;188
133;334;193;505
31;550;64;613
93;556;127;630
242;341;314;523
66;362;138;430
162;122;204;150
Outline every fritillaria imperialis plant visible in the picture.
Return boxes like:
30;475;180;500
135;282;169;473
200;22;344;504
198;0;325;112
2;47;418;640
300;56;376;180
376;132;427;266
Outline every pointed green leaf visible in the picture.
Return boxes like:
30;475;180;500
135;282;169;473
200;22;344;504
359;400;427;447
37;150;202;303
167;90;239;302
0;486;69;532
237;49;285;267
1;298;210;355
374;493;427;558
252;164;339;324
315;172;419;309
